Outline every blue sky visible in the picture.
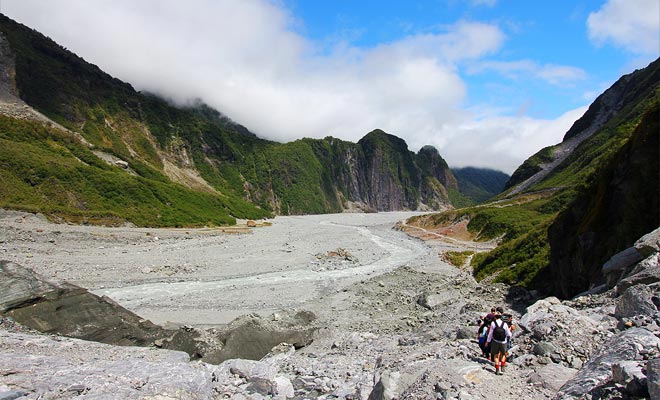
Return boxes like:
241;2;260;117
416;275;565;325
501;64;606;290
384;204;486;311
287;0;643;118
3;0;659;173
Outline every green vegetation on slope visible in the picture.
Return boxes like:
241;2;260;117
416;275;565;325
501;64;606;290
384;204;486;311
546;99;660;297
0;15;457;221
534;87;660;192
406;59;659;292
0;115;268;226
452;167;510;204
410;190;572;287
443;251;474;268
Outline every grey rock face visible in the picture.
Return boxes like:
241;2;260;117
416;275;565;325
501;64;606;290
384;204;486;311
602;247;644;287
527;364;578;391
368;371;401;400
614;284;658;319
616;253;660;295
611;361;648;398
0;260;169;347
0;329;217;399
554;328;660;399
634;227;660;258
0;391;29;400
647;358;660;400
0;261;316;366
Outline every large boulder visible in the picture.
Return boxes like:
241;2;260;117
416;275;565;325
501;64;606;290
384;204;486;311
634;227;660;258
616;253;660;295
368;371;401;400
519;297;598;341
554;328;660;399
602;247;644;288
210;311;316;363
611;361;648;398
528;364;578;391
0;260;168;346
416;292;445;310
614;284;658;319
532;341;558;356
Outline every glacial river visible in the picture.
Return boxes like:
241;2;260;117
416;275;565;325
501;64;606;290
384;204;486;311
95;212;430;326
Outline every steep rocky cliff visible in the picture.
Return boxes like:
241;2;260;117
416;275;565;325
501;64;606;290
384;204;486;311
505;58;660;194
300;131;457;213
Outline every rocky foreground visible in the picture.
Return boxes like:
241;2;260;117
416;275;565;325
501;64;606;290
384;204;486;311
1;216;659;399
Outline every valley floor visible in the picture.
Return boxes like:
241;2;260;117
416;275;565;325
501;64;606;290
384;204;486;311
0;209;623;399
0;210;431;326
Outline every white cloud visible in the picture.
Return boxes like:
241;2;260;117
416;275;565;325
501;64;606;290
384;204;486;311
588;0;660;56
470;60;587;86
2;0;584;174
436;106;588;173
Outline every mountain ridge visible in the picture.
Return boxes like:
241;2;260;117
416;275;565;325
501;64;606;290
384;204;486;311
406;56;660;297
0;14;506;225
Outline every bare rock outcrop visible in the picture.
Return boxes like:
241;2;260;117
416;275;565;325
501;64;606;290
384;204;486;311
554;328;660;399
0;326;219;399
0;260;168;346
0;260;316;367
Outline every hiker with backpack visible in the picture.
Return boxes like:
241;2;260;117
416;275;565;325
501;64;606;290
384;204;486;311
477;314;492;358
485;307;511;375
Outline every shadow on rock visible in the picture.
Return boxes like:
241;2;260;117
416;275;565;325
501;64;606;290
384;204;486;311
0;260;316;365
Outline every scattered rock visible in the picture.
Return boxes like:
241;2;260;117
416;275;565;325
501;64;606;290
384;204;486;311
555;328;660;399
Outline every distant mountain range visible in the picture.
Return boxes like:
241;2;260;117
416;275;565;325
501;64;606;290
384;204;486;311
0;14;507;226
451;167;510;206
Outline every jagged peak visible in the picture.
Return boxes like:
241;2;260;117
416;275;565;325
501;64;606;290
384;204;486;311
358;129;410;151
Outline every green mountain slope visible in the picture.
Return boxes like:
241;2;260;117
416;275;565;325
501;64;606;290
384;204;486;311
545;101;659;297
0;14;457;225
452;167;510;205
409;58;660;297
0;115;252;226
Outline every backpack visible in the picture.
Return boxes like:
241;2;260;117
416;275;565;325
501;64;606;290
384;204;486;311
492;320;507;341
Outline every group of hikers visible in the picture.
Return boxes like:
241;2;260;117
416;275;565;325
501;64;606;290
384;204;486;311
476;306;515;375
